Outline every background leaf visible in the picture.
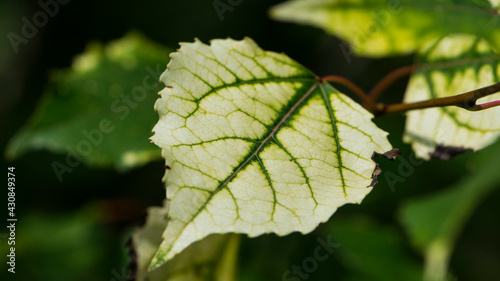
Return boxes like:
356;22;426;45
399;139;500;281
490;0;500;9
6;33;172;171
328;217;422;281
403;35;500;159
270;0;500;57
132;201;240;281
0;205;124;281
150;37;392;268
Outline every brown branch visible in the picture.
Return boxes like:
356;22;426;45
374;82;500;116
368;65;417;102
321;75;372;107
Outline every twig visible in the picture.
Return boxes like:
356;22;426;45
374;82;500;115
368;65;417;102
321;75;372;108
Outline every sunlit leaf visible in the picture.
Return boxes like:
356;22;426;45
6;33;172;170
150;37;393;268
403;35;500;159
131;201;240;281
270;0;500;57
399;140;500;281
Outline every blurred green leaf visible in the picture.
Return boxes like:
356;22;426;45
399;140;500;280
328;217;422;281
6;33;172;171
131;201;240;281
403;35;500;159
0;1;20;71
0;206;118;281
270;0;500;57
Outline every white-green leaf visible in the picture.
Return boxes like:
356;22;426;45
131;201;240;281
150;37;392;269
403;35;500;159
270;0;500;57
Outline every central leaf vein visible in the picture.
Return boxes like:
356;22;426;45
185;82;320;227
319;84;347;196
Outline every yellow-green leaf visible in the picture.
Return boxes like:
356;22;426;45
150;37;392;269
270;0;500;57
403;35;500;159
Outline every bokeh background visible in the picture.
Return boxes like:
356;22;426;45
1;0;499;280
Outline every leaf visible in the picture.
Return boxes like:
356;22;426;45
150;37;392;269
398;139;500;281
0;206;113;281
403;35;500;159
5;33;172;170
131;201;240;281
270;0;500;57
328;217;422;281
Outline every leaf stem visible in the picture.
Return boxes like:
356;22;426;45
321;71;500;117
321;75;373;108
374;82;500;116
368;65;417;102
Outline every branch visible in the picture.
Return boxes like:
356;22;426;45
374;82;500;116
368;65;417;102
321;75;373;107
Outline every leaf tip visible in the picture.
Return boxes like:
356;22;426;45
372;148;400;161
369;163;382;187
369;148;400;187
